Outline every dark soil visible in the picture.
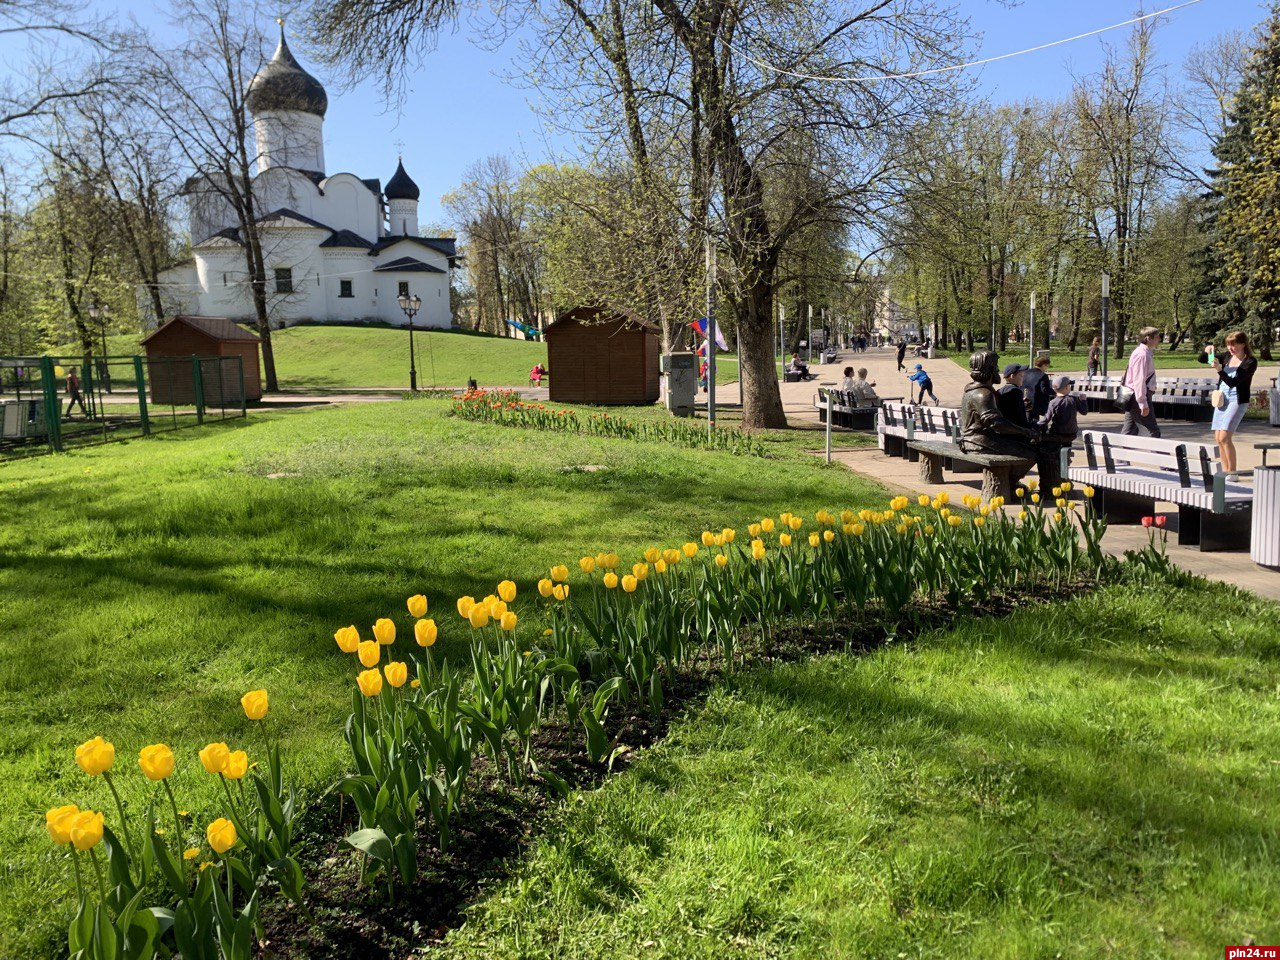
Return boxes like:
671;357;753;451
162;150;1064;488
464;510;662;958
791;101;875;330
257;580;1099;958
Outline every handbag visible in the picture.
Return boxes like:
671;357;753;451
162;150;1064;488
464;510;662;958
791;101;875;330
1113;384;1135;412
1210;388;1227;410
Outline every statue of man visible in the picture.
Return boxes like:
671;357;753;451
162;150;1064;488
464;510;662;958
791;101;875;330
959;350;1038;465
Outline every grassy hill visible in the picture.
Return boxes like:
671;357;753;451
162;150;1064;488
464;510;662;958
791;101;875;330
55;325;744;391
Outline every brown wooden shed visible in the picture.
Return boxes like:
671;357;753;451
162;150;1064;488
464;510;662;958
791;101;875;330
544;307;661;405
141;316;262;403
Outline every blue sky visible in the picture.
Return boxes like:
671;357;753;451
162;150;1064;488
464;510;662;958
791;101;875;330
2;0;1268;227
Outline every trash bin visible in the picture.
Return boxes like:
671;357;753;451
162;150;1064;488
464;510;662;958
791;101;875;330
1252;444;1280;570
1269;388;1279;428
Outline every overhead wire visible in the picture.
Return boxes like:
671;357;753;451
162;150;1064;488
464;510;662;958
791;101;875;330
723;0;1209;84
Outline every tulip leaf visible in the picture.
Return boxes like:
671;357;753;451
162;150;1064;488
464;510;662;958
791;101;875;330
147;829;187;901
268;856;306;904
343;827;392;862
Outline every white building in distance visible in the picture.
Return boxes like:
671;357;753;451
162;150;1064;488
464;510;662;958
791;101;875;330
155;25;455;330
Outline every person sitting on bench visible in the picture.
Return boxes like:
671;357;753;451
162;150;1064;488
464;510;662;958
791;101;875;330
1035;375;1088;488
997;363;1032;428
841;366;879;405
958;350;1038;484
788;353;811;380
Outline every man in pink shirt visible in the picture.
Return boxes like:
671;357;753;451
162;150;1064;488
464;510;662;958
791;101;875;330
1120;326;1161;438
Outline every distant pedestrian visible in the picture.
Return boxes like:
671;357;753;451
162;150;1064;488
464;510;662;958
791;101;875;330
896;340;907;372
64;367;87;418
1199;330;1257;477
1087;337;1101;378
1120;326;1162;438
907;363;938;405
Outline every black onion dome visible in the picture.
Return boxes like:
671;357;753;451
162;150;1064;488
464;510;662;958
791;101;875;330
384;160;420;201
246;26;328;118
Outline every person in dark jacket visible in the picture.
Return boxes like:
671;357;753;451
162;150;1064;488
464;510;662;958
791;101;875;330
895;339;907;372
1199;330;1258;476
1021;355;1054;419
997;362;1031;428
1036;375;1088;488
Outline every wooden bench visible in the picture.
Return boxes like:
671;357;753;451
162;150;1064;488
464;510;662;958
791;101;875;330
814;388;876;430
1064;430;1253;552
1077;374;1216;421
909;440;1031;500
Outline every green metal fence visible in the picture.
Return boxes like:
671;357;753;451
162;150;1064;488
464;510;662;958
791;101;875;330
0;354;246;458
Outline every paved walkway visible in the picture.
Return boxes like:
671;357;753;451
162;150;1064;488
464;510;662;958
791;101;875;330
764;346;1280;600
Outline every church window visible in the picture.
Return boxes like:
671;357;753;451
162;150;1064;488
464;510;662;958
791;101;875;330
275;268;293;294
398;281;409;298
339;279;353;298
222;273;227;287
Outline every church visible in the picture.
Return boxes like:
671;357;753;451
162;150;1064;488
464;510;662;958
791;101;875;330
156;25;455;330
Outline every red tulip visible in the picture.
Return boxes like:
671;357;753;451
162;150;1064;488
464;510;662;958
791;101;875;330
1154;516;1167;528
1141;517;1153;528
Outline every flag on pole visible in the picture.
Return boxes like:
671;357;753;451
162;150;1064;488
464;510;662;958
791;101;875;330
690;317;728;351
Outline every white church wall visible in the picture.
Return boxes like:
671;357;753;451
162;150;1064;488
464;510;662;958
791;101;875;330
322;251;377;322
254;110;325;175
194;249;253;320
318;174;381;240
150;264;199;323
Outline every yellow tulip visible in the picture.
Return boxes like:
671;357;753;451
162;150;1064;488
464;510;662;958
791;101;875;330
823;530;835;542
1056;497;1067;509
207;818;237;855
751;545;766;560
924;524;935;535
761;518;775;533
840;510;854;523
457;596;476;618
1052;486;1062;498
604;553;620;569
139;744;175;781
357;668;383;697
632;562;649;581
552;584;569;601
373;618;396;645
199;742;230;775
604;572;619;589
498;580;517;602
974;516;986;528
580;556;596;573
468;605;490;629
779;534;792;547
407;595;428;619
780;512;793;524
808;533;820;547
45;805;80;845
1026;479;1038;491
358;640;381;668
384;661;408;688
842;523;855;535
550;565;569;583
721;527;735;542
788;516;803;531
682;542;698;558
713;554;728;569
852;523;865;536
644;547;660;563
918;494;931;507
748;523;762;537
1031;493;1041;504
488;599;508;619
883;510;895;521
1016;487;1026;497
622;574;639;591
415;618;438;647
241;689;269;721
1018;510;1028;520
1054;511;1065;523
663;549;681;565
1061;481;1073;492
75;736;115;777
701;531;715;547
1084;486;1095;498
537;579;553;598
655;559;668;574
334;625;360;653
69;811;104;851
223;751;249;780
500;611;518;631
947;515;962;528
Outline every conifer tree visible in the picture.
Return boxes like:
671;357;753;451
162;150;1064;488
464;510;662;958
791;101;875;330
1206;2;1280;360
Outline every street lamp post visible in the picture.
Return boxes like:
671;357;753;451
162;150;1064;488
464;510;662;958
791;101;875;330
1100;272;1110;379
397;292;421;392
87;301;111;393
1028;291;1037;365
990;297;997;350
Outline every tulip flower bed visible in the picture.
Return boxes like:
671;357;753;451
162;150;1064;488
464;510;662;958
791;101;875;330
452;389;769;457
36;480;1120;958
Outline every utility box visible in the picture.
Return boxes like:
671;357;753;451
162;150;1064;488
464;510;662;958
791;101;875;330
661;352;697;417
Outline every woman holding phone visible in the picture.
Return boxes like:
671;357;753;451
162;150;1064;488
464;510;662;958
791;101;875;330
1198;330;1257;476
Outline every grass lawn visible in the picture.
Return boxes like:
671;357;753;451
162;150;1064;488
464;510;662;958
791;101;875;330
443;580;1280;959
0;398;883;956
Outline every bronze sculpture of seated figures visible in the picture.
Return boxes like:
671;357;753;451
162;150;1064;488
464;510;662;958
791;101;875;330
959;350;1038;476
